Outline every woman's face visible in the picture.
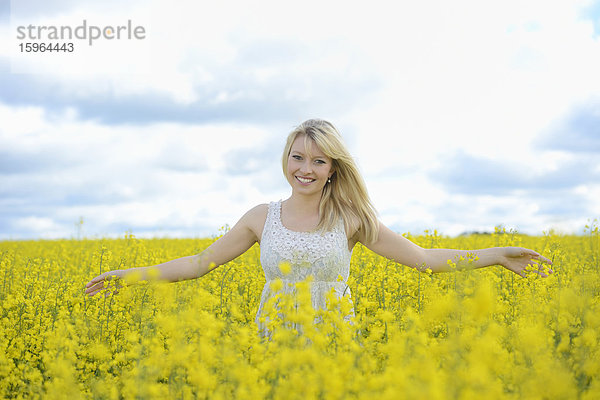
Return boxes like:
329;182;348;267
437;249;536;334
286;135;334;195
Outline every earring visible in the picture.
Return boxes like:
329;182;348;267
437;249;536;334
328;177;331;183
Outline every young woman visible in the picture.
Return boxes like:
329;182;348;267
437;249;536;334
85;119;552;339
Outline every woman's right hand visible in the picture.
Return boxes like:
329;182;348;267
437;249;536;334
85;269;126;297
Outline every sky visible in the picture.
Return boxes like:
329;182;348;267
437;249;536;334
1;0;599;240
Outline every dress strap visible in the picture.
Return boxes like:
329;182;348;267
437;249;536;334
262;201;280;237
271;199;282;221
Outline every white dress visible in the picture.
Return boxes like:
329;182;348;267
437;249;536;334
255;200;356;339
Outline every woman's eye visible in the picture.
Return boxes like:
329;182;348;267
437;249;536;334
292;155;302;160
315;160;325;164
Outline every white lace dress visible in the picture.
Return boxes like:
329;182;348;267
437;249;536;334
255;200;355;339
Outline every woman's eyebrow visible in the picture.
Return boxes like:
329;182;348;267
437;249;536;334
291;149;327;159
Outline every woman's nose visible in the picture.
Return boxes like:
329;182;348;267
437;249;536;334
300;161;313;174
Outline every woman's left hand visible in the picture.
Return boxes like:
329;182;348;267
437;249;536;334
500;247;553;278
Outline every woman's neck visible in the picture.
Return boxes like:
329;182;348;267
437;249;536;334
284;193;322;217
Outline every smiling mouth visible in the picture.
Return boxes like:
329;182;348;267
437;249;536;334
296;176;316;184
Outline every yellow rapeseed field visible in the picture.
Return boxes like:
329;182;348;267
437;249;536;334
1;222;599;399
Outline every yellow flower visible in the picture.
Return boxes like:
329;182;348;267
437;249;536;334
0;227;596;398
279;261;292;275
147;266;161;281
270;278;283;292
124;269;142;285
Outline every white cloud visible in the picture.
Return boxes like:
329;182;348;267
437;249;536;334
11;216;65;238
0;102;281;238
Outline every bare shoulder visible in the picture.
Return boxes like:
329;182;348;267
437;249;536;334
244;203;268;221
239;203;269;243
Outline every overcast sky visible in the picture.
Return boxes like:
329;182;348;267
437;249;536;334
1;0;599;239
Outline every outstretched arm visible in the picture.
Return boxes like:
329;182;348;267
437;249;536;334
360;222;552;277
84;204;266;296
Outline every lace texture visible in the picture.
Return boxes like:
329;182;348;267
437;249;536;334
255;200;355;340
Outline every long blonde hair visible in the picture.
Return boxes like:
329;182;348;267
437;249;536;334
282;119;379;244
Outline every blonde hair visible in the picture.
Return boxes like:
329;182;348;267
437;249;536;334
282;119;379;244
